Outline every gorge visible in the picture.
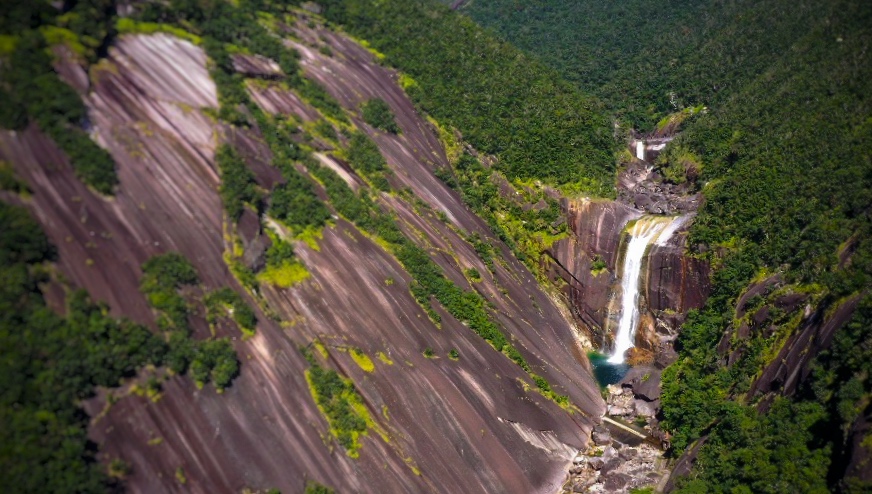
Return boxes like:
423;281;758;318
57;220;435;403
2;0;870;493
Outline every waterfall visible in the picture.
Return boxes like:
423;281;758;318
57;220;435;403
608;216;684;364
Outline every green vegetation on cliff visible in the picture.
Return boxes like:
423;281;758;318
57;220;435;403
451;0;871;490
316;0;616;194
0;2;121;194
0;204;167;492
216;144;260;220
302;346;370;457
660;2;871;488
139;253;241;391
360;98;399;134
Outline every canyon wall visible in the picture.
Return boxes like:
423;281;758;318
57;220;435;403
548;199;710;363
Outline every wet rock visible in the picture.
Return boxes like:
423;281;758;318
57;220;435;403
633;193;652;210
603;472;630;491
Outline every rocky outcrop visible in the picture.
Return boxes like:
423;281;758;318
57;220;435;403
747;294;862;400
637;221;711;360
2;27;606;493
548;199;709;360
618;160;700;215
548;200;640;344
560;403;668;494
666;290;867;491
231;53;283;78
844;410;872;488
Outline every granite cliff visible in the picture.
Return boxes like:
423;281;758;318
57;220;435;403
1;20;604;494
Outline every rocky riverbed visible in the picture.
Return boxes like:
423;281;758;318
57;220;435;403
560;429;666;493
561;369;672;493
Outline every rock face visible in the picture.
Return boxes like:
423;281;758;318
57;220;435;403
664;287;866;490
548;198;710;360
747;294;862;400
548;199;640;345
1;28;605;494
231;53;283;78
617;160;700;215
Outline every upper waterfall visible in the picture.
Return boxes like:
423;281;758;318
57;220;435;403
608;216;685;364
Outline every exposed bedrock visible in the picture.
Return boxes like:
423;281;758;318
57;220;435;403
547;199;710;362
1;28;606;493
547;199;640;343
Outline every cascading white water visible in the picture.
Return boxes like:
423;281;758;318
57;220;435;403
608;216;684;364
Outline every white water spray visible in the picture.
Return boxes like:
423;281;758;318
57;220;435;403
608;216;684;364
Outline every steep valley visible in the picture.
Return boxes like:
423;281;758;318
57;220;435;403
2;7;608;493
2;0;871;493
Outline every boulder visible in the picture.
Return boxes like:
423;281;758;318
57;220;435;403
601;458;622;476
619;448;638;460
633;370;662;402
619;366;662;401
592;426;612;446
608;406;631;416
603;472;631;491
633;193;653;210
588;457;605;470
633;398;657;417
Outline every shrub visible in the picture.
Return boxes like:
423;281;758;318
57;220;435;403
204;287;257;335
216;144;259;220
360;98;399;134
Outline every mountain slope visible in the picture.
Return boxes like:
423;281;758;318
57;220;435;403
450;0;872;491
0;2;608;492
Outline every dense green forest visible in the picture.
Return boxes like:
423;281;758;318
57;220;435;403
449;0;872;491
452;0;838;132
314;0;616;193
0;203;167;492
2;0;871;491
